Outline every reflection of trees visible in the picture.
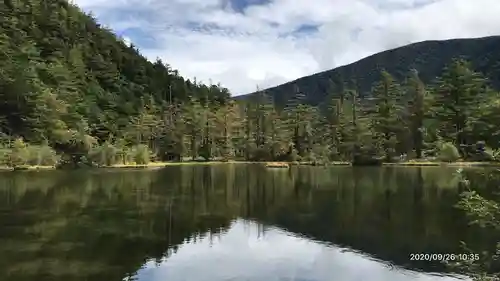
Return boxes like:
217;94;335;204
0;166;490;280
0;169;234;281
250;167;468;272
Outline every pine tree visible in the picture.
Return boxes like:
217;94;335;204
370;70;402;161
183;99;204;160
284;86;316;159
324;80;349;160
216;101;238;160
405;69;431;158
433;59;488;147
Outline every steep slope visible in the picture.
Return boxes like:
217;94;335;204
236;36;500;107
0;0;229;144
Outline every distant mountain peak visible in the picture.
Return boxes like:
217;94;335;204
236;35;500;107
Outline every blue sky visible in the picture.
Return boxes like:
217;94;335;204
74;0;500;95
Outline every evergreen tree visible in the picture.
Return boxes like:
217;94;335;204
433;59;488;147
404;69;431;158
1;0;500;166
370;70;402;161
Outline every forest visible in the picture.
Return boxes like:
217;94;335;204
1;0;500;168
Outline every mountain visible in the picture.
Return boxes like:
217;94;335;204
0;0;229;144
236;36;500;107
3;0;500;167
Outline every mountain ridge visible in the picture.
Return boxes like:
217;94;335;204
236;35;500;106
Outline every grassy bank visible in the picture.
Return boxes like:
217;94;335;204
1;160;499;172
382;161;500;167
0;165;56;171
105;161;234;169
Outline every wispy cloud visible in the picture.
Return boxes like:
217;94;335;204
74;0;500;95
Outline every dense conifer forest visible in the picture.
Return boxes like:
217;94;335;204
1;0;500;167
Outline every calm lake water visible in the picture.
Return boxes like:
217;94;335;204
0;165;487;281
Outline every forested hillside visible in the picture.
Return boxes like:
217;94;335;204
236;36;500;107
1;0;500;167
0;0;230;166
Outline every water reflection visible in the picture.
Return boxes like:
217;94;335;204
133;219;463;281
0;166;485;281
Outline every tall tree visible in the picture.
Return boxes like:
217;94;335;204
433;59;488;147
405;69;431;158
370;70;402;161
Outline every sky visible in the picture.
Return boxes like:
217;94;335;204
133;220;463;281
73;0;500;96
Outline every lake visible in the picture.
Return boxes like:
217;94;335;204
0;165;485;281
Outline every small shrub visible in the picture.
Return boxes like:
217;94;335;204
286;147;301;162
27;143;59;166
251;146;271;161
105;142;119;165
0;144;10;166
438;142;460;162
113;139;129;164
198;143;213;161
480;147;497;162
89;142;122;166
119;147;133;164
302;153;318;163
27;145;41;166
131;144;151;165
9;138;29;167
77;155;93;168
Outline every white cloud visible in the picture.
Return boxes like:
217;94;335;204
122;36;132;46
131;220;465;281
73;0;500;95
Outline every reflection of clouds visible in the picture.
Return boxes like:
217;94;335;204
132;220;466;281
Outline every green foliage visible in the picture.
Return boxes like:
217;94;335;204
0;140;58;167
89;141;119;166
114;139;131;165
9;138;29;167
285;146;301;162
484;147;500;161
437;142;460;162
432;59;488;145
370;71;403;161
404;69;433;158
198;143;213;161
1;0;500;166
449;170;500;280
0;144;11;166
27;143;59;166
131;144;152;165
0;0;230;163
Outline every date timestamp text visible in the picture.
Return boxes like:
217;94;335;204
409;253;480;262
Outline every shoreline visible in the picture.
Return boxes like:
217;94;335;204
0;160;498;172
381;161;500;167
